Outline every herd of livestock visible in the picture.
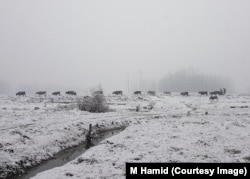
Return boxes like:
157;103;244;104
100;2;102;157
15;88;226;100
15;91;77;97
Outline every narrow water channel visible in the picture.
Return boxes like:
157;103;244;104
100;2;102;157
17;127;125;179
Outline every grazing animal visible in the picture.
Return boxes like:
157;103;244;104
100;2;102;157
36;91;46;96
180;92;189;96
65;91;77;96
199;91;208;95
164;91;171;95
112;91;123;95
94;90;103;95
84;96;91;99
52;91;60;96
209;95;218;100
223;88;226;95
134;91;141;95
16;91;26;97
147;91;156;96
210;91;223;95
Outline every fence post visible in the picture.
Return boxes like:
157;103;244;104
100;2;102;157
86;124;92;148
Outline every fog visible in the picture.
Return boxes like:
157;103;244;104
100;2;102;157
0;0;250;94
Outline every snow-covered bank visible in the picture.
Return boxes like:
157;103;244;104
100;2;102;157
1;94;250;178
0;95;138;178
34;114;250;179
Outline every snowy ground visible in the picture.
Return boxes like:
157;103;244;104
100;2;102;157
0;93;250;178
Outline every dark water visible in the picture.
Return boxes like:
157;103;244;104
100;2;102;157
17;127;125;179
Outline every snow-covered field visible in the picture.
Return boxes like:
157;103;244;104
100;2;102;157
1;93;250;178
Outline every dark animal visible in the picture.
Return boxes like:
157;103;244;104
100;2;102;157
134;91;141;95
180;92;189;96
164;91;171;95
65;91;77;96
16;91;26;97
84;96;91;99
198;91;208;95
147;91;156;96
94;91;103;95
112;91;123;95
36;91;46;96
52;91;60;96
220;88;226;95
210;91;223;95
209;95;218;100
223;88;226;95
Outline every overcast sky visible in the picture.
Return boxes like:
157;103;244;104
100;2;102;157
0;0;249;93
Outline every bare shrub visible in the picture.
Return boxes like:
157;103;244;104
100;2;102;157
78;94;109;113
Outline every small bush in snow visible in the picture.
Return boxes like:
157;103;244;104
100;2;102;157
78;94;109;113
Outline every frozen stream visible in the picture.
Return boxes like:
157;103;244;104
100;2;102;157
17;127;125;179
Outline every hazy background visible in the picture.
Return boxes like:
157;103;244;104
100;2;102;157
0;0;249;95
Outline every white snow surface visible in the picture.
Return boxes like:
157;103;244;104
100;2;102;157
0;93;250;178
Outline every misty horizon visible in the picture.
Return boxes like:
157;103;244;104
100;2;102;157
0;69;234;95
1;0;250;94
